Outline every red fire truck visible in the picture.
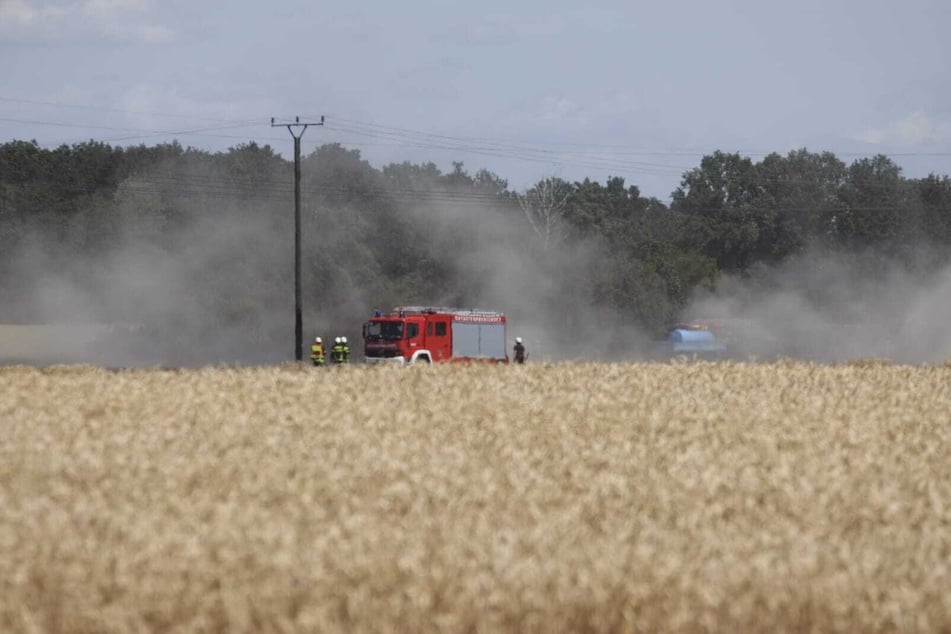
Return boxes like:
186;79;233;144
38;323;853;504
363;306;509;364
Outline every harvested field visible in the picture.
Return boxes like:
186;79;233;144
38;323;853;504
2;361;951;633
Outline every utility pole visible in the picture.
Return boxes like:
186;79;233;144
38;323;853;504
271;115;324;362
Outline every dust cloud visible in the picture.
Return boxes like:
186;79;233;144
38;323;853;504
681;247;951;364
5;154;946;366
1;163;294;367
388;197;655;363
0;161;655;366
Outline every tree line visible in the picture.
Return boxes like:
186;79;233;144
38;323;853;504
1;138;949;362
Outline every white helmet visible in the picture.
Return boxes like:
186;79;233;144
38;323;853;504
335;337;341;344
515;337;522;344
315;336;322;343
341;336;348;344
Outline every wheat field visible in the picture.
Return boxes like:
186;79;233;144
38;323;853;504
1;361;950;633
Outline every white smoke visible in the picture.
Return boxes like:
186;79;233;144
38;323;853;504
682;246;951;364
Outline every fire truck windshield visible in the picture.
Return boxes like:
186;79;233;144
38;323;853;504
365;320;404;340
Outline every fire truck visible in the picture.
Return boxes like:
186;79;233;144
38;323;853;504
362;306;509;364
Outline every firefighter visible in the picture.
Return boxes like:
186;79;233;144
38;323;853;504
341;336;351;363
331;336;345;364
513;336;527;364
310;336;326;366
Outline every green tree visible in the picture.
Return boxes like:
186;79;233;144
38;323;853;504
382;161;442;190
913;173;951;246
670;150;768;272
755;149;847;256
304;143;381;207
833;154;905;248
222;142;285;198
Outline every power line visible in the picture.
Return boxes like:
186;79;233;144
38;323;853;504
8;172;943;216
2;147;939;200
0;116;275;145
6;94;951;159
0;95;263;125
3;96;951;200
0;113;685;179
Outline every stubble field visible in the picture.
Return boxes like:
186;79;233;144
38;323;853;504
2;361;950;633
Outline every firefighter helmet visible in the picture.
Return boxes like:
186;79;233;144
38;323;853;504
315;337;322;343
335;337;341;344
341;336;348;344
515;337;522;344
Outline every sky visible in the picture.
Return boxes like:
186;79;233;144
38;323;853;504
2;0;951;202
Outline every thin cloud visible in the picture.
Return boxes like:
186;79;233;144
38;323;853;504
855;128;887;145
855;111;951;147
83;0;148;12
134;23;170;43
454;18;519;46
115;83;273;134
896;112;937;145
0;0;168;43
540;96;583;123
0;0;66;25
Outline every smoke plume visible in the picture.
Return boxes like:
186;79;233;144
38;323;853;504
682;246;951;364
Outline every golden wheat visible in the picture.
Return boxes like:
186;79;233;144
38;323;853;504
1;361;950;633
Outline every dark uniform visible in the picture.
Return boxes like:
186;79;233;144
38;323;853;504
513;338;526;364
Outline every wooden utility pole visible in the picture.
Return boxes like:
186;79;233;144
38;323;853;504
271;115;324;361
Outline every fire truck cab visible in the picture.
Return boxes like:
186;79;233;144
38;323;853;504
363;306;508;365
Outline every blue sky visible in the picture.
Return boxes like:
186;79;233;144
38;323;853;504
2;0;950;201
